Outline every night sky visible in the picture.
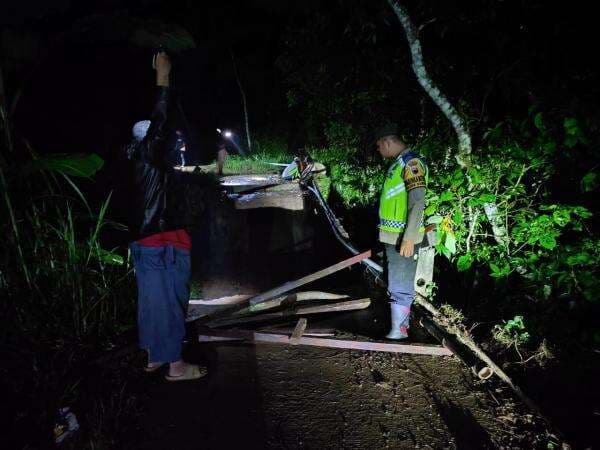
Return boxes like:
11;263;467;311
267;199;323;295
0;0;598;158
2;0;599;161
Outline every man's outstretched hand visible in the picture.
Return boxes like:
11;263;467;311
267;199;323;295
154;51;171;87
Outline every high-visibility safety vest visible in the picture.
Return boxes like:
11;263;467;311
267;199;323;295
378;150;427;233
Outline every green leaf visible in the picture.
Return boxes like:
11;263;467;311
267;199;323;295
97;248;124;265
478;193;496;203
506;315;525;330
435;243;452;259
424;204;436;216
29;153;105;178
451;169;464;188
467;197;482;207
566;252;592;266
564;117;578;131
552;209;571;227
440;191;454;202
427;215;443;224
453;209;463;225
445;232;457;254
490;263;500;275
582;171;599;192
539;235;557;250
573;206;593;219
467;167;482;185
457;254;473;272
490;263;510;278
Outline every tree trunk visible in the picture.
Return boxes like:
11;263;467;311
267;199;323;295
387;0;471;168
387;0;508;246
230;51;252;152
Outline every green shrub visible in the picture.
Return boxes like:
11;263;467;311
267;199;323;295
419;115;599;308
309;146;384;208
493;315;531;355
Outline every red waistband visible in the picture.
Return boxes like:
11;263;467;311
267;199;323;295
136;229;191;250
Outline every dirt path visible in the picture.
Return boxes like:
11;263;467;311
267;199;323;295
130;341;547;450
117;197;550;449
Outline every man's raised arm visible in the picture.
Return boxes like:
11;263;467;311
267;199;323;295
141;51;171;165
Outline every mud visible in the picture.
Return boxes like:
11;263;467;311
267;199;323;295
124;175;551;449
130;339;547;450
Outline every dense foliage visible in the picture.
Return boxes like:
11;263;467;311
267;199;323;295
0;140;136;446
273;1;600;358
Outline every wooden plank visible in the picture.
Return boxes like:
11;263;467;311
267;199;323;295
248;250;371;306
208;298;371;328
197;330;453;356
189;294;253;306
295;291;350;301
297;298;370;315
204;252;370;323
289;318;308;345
198;335;244;343
259;326;336;337
249;292;349;313
247;295;291;313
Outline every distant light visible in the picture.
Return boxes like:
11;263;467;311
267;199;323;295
223;131;233;139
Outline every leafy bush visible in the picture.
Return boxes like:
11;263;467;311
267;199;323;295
421;114;599;307
493;315;531;354
1;145;136;447
309;146;384;208
1;149;135;343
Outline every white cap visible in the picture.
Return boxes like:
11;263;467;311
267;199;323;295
132;120;151;141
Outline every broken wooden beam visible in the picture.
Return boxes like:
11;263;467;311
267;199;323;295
259;325;336;337
248;250;371;306
417;312;492;380
197;326;335;342
296;298;370;315
289;318;308;345
202;252;371;323
197;329;453;356
189;294;253;306
249;291;349;313
208;298;371;328
415;296;545;404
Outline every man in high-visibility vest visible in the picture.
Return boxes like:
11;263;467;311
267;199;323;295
375;124;427;339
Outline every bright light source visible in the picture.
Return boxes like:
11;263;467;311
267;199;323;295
223;131;233;139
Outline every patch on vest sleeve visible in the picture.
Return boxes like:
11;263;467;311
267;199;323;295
403;159;426;190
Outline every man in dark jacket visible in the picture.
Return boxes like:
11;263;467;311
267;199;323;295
127;51;204;381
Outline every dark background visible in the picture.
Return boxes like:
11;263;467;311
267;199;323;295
3;0;599;162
